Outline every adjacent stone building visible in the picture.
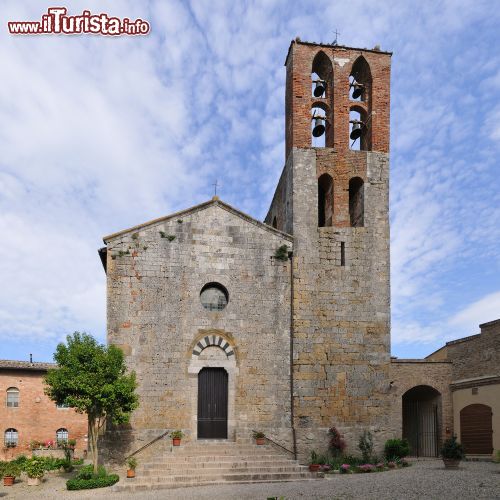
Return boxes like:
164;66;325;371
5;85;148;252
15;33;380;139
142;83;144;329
0;360;88;460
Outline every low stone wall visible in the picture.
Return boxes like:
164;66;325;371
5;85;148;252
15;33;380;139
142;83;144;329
32;448;72;459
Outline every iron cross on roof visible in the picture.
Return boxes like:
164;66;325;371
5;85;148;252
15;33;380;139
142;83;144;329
333;29;340;45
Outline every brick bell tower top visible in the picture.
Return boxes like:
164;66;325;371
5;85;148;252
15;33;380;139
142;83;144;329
284;39;392;159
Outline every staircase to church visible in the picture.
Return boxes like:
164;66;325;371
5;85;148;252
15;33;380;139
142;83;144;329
112;440;314;492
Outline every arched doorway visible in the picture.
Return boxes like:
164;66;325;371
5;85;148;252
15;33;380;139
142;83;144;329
460;404;493;454
402;385;441;457
197;367;228;439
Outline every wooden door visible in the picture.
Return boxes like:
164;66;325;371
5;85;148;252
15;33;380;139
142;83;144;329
197;368;228;439
460;404;493;454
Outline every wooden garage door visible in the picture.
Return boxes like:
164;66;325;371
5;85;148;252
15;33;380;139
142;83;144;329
460;404;493;454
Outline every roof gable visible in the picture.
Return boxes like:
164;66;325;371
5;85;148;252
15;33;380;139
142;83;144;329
103;197;293;243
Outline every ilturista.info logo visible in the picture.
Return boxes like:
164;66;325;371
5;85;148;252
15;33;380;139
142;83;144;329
8;7;150;36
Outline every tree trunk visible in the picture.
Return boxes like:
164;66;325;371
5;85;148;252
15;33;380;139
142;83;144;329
88;417;99;474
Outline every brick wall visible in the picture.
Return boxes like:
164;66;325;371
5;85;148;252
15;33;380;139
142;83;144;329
0;368;87;460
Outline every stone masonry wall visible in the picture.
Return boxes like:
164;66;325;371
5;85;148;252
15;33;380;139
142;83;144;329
290;148;391;460
102;201;293;461
264;157;293;235
446;319;500;381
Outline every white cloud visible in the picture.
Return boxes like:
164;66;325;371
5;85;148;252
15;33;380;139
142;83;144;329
0;0;499;361
449;291;500;333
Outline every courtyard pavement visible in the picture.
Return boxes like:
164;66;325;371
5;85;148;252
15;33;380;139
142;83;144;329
0;459;498;499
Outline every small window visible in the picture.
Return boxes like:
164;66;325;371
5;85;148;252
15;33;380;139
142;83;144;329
200;283;228;311
56;428;69;445
6;387;19;408
56;402;69;409
4;428;18;448
349;177;364;227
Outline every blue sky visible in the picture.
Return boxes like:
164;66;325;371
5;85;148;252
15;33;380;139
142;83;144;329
0;0;499;363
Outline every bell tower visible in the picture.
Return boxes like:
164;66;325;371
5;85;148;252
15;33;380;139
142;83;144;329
266;39;392;456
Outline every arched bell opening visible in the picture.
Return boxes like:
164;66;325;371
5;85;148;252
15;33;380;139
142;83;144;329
349;107;371;151
349;56;372;103
311;101;332;148
311;52;333;147
318;174;334;227
311;51;333;99
402;385;442;457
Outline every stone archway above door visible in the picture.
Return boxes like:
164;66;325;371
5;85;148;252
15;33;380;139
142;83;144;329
192;334;235;359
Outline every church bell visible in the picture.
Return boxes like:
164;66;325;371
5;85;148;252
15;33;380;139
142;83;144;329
312;116;326;137
351;82;365;99
313;80;326;98
350;120;364;140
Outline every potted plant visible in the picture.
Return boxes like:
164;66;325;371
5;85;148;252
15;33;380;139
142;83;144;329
126;457;137;478
309;450;321;472
67;438;76;450
2;462;20;486
252;431;266;445
24;457;45;486
441;435;465;469
170;430;184;446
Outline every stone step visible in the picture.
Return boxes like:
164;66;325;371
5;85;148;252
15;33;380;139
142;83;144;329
141;465;307;476
140;453;289;463
139;460;300;470
122;441;313;491
113;476;316;493
152;448;284;457
168;446;281;455
116;471;313;488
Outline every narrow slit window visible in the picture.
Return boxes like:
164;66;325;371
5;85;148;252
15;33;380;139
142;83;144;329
340;242;345;266
349;177;364;227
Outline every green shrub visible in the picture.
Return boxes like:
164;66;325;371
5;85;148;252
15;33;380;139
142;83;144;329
66;474;119;490
274;245;289;261
441;435;465;460
384;438;410;459
2;462;21;478
66;465;119;490
23;457;46;478
12;455;28;466
358;430;374;463
341;455;363;466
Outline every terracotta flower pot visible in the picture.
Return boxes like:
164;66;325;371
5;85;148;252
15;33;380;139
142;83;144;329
255;437;265;445
172;438;181;446
127;469;136;478
309;464;321;472
3;476;15;486
443;458;460;469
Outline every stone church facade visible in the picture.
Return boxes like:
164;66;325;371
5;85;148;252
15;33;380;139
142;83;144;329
99;39;499;462
100;39;393;461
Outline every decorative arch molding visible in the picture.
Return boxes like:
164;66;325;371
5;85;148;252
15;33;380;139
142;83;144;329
190;332;235;359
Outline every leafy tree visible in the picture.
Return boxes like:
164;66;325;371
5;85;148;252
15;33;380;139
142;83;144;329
45;332;138;473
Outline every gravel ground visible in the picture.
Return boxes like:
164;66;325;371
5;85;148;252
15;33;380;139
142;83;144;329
0;459;498;500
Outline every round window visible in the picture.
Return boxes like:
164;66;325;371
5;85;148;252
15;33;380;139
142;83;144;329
200;283;228;311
